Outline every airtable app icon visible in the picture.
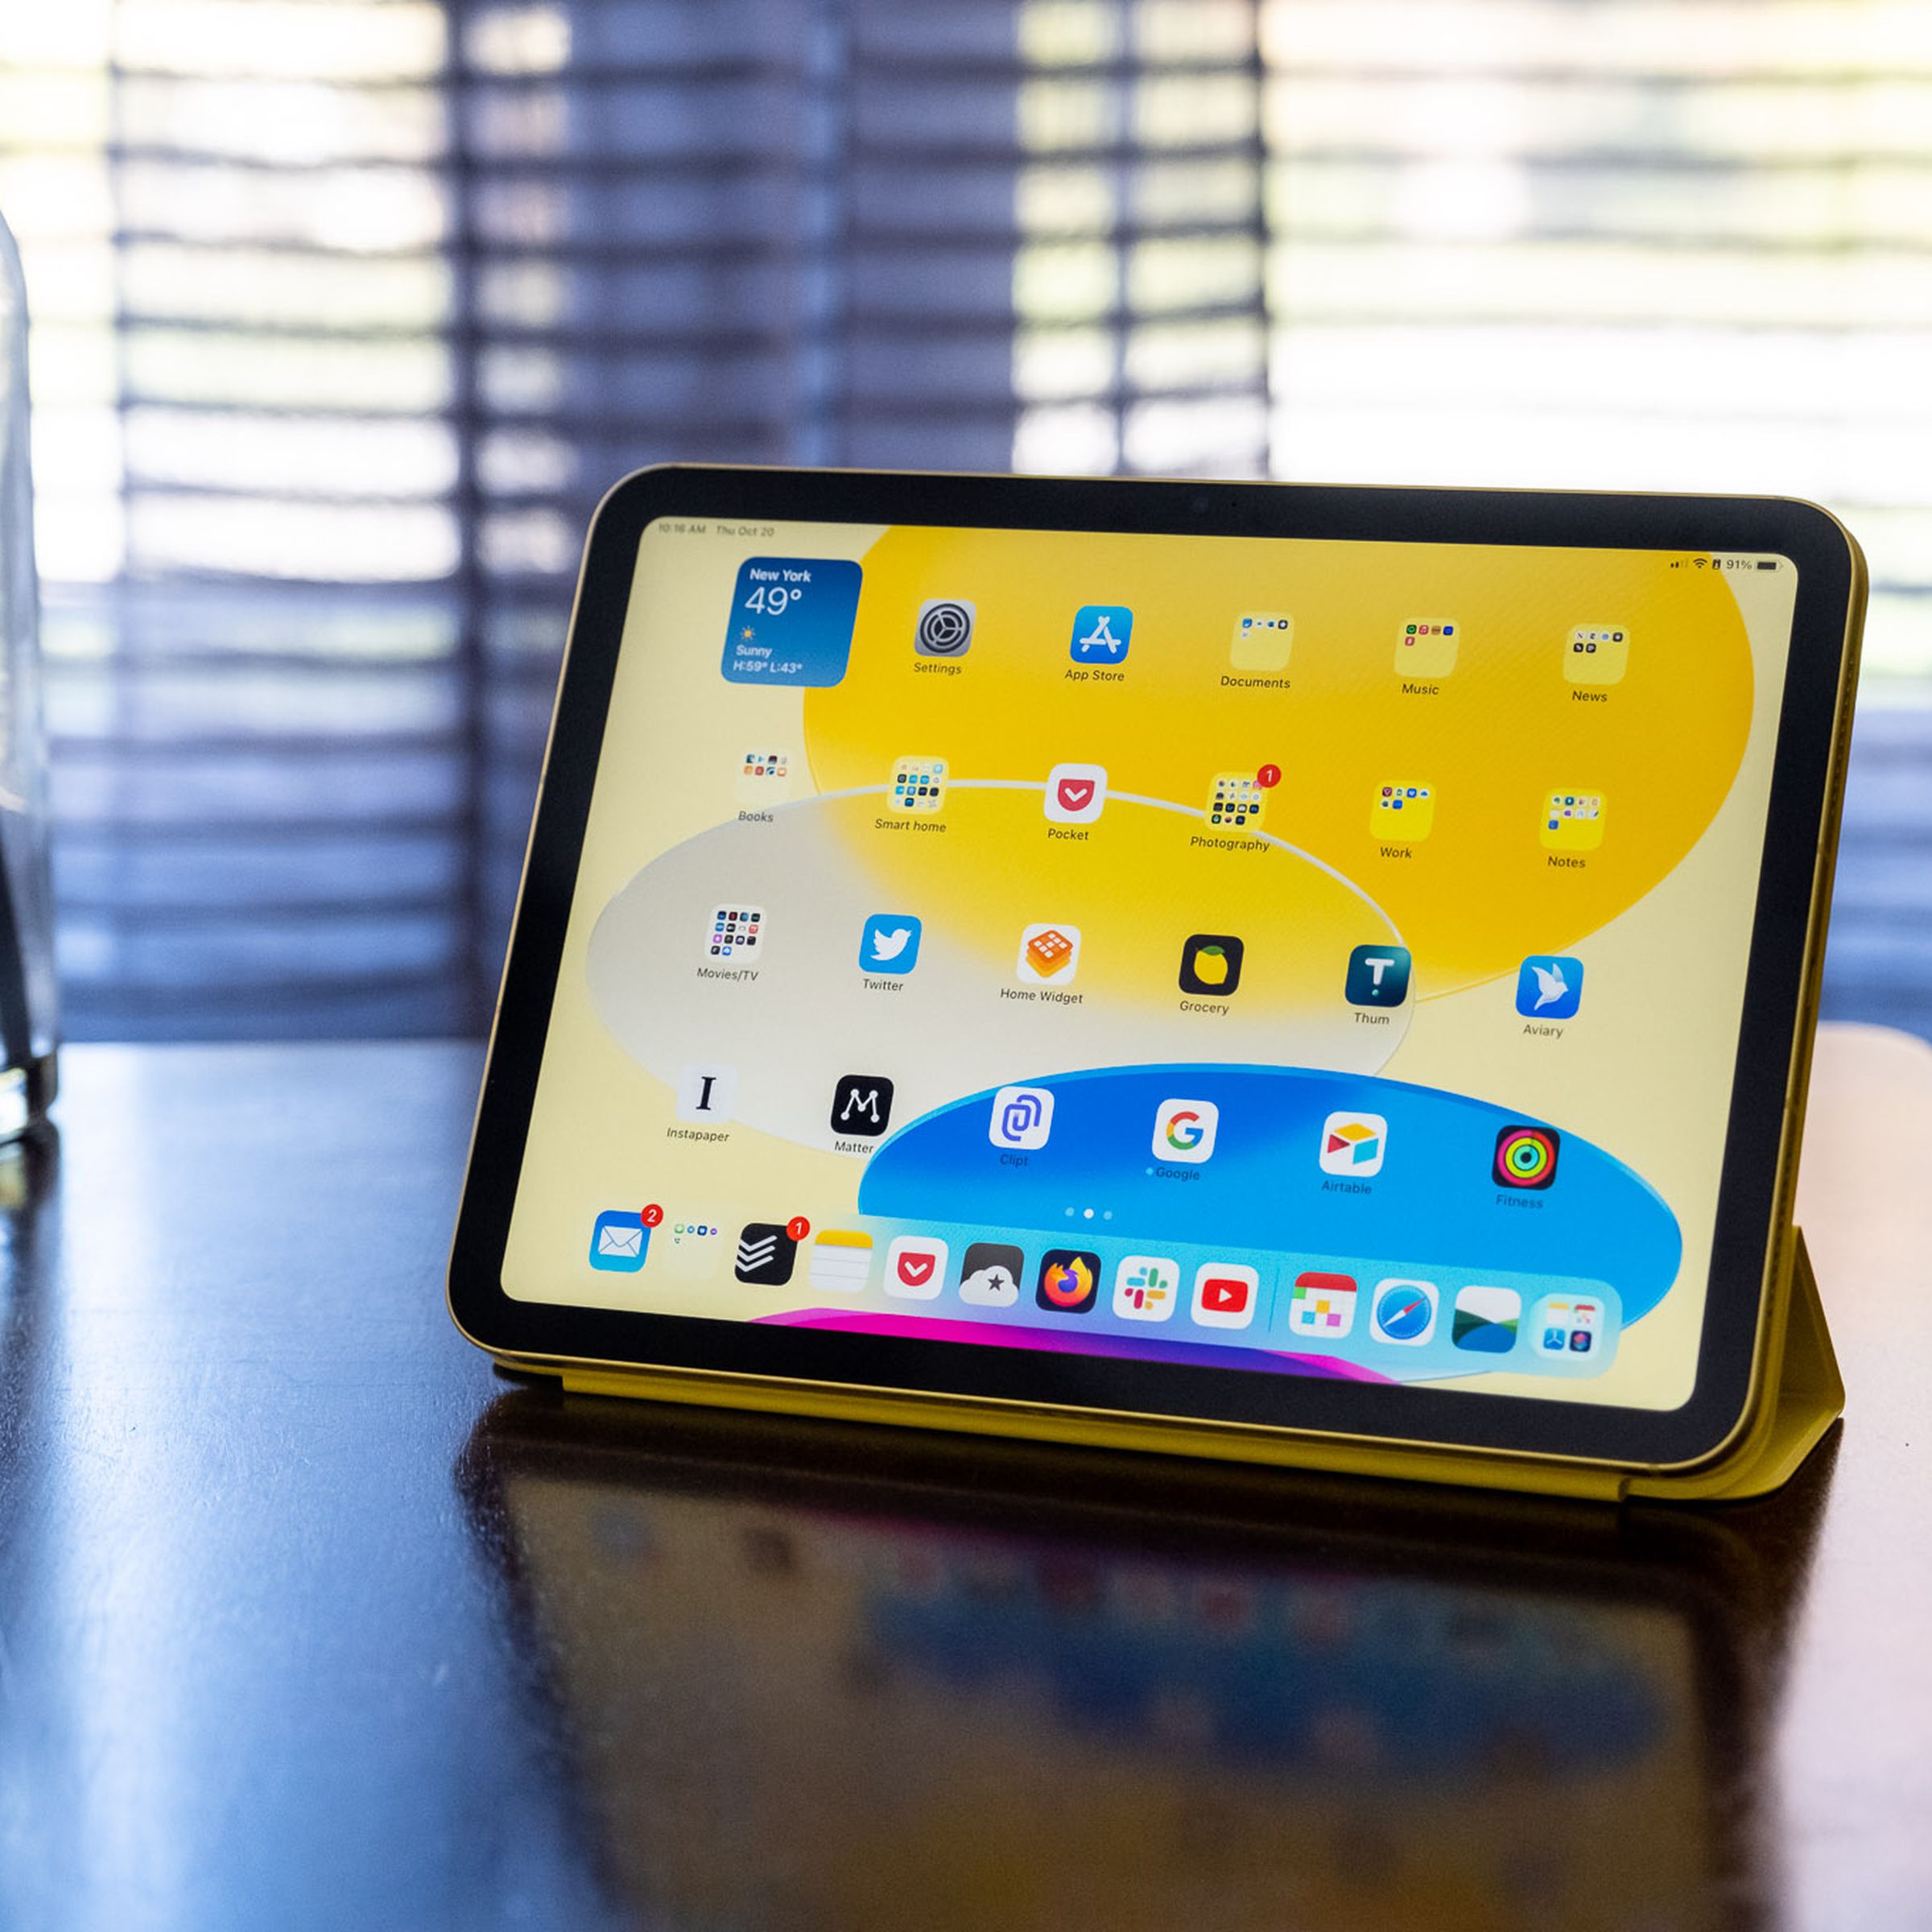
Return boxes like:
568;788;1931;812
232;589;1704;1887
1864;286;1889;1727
1319;1112;1386;1177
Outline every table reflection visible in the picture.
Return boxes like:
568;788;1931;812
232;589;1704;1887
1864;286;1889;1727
459;1392;1831;1932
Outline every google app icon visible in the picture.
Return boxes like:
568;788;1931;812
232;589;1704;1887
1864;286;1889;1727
1152;1098;1219;1165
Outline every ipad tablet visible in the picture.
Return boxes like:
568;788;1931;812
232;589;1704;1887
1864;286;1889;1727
448;467;1864;1486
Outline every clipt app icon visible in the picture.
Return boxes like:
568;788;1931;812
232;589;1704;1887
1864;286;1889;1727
1534;1294;1605;1357
830;1074;894;1140
960;1242;1024;1307
914;598;974;658
1370;1279;1439;1346
1494;1124;1560;1190
1516;954;1583;1019
1070;604;1133;665
1288;1272;1357;1340
1344;945;1411;1008
885;1236;947;1298
1192;1263;1259;1331
1179;933;1244;996
1017;923;1081;984
1453;1285;1521;1353
1153;1098;1219;1164
859;913;922;976
1320;1112;1386;1178
1044;762;1107;823
721;556;863;687
734;1222;797;1286
588;1209;649;1273
1230;611;1293;671
676;1063;737;1125
1037;1249;1100;1313
989;1084;1055;1151
1113;1255;1180;1322
886;1236;947;1299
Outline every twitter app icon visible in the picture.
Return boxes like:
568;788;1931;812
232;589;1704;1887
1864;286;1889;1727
860;913;923;976
1517;954;1583;1020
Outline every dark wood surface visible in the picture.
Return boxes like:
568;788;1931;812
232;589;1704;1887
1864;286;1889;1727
0;1028;1927;1932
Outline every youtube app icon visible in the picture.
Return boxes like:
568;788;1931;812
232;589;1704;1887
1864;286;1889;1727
1192;1262;1260;1331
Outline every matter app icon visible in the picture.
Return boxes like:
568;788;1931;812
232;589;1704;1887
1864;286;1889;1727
989;1084;1055;1150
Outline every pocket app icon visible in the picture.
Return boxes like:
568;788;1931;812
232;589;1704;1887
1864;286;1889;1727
1044;762;1107;824
886;1236;947;1299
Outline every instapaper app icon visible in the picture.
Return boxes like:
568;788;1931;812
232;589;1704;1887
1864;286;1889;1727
989;1084;1055;1151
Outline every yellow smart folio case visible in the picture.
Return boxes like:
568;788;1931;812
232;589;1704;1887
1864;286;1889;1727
456;476;1866;1507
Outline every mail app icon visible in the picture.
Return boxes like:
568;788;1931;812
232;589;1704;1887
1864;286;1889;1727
589;1209;649;1273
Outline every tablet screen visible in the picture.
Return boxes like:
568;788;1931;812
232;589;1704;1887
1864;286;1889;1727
501;516;1798;1414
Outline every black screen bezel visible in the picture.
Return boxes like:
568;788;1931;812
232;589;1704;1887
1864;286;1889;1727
448;466;1859;1472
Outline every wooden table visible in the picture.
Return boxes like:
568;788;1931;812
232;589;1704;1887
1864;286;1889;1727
0;1026;1926;1931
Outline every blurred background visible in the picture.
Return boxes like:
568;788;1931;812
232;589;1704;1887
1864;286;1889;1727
0;0;1926;1042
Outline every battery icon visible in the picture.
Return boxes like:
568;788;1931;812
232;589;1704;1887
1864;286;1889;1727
1756;559;1777;570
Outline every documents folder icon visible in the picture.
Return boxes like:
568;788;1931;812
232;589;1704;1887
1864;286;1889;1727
588;1210;648;1273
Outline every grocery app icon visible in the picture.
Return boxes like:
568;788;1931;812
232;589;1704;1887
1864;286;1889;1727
1494;1124;1559;1190
734;1222;797;1286
1017;923;1081;984
1113;1255;1180;1322
1541;791;1605;851
676;1062;737;1125
1288;1272;1357;1339
1370;1278;1438;1346
808;1228;873;1294
1516;954;1583;1019
1533;1293;1605;1357
1394;620;1458;678
989;1084;1055;1151
886;1235;948;1299
1453;1284;1521;1353
1344;944;1411;1008
1370;782;1435;842
1045;762;1108;824
1230;612;1293;671
1037;1249;1100;1313
860;913;923;976
1179;932;1244;996
1565;624;1629;686
1191;1263;1259;1331
914;597;975;658
1207;771;1265;831
588;1209;649;1273
1070;604;1133;664
1153;1098;1218;1165
1319;1111;1387;1178
890;755;948;814
960;1241;1024;1307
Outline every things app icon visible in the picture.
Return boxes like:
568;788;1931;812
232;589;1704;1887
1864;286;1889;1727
1044;762;1107;824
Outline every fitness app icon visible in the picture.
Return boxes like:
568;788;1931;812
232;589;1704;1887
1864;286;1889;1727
1494;1124;1560;1190
989;1084;1055;1151
914;598;974;658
